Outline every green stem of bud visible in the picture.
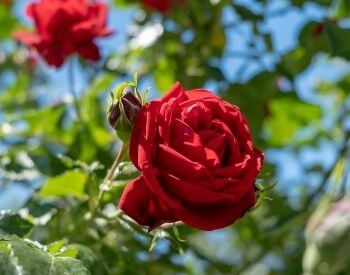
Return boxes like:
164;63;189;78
97;142;129;207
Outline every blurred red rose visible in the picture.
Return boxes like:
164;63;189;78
119;82;264;231
13;0;113;68
142;0;184;13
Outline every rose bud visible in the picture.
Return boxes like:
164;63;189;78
108;92;142;141
121;92;142;125
107;103;121;129
108;92;142;128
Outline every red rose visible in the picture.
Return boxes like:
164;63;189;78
119;83;264;231
13;0;113;68
142;0;184;13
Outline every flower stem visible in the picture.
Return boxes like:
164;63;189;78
97;142;129;205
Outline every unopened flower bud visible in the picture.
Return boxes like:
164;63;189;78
121;92;142;124
107;103;121;128
107;91;142;141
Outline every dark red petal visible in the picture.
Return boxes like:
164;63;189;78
30;40;67;67
118;176;177;229
142;0;172;13
178;186;257;231
87;3;108;32
142;164;183;210
158;170;238;204
157;144;212;180
108;103;121;128
179;101;212;130
160;82;187;103
41;49;66;68
76;42;100;61
130;101;159;170
70;20;97;41
211;119;241;164
185;89;219;101
122;92;142;124
211;154;252;178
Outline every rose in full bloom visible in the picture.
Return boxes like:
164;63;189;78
13;0;113;68
119;82;264;231
142;0;184;13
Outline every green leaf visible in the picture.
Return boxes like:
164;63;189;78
0;212;33;238
278;21;329;77
326;22;350;60
209;15;226;49
39;170;88;200
78;73;115;152
57;247;78;258
113;0;135;8
21;105;66;138
0;73;32;113
264;95;322;146
66;244;96;269
81;73;114;125
0;235;90;275
154;57;176;93
0;6;19;39
172;225;186;243
234;4;263;21
48;241;66;254
334;0;350;18
222;73;279;142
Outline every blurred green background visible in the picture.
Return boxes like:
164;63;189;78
0;0;350;274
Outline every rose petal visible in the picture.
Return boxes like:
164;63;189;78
75;41;100;61
171;140;221;169
160;82;187;103
211;154;252;178
130;101;159;170
118;176;177;229
211;119;241;164
178;186;256;231
12;30;40;46
159;170;238;204
142;0;173;13
197;129;226;160
170;119;222;168
157;144;212;180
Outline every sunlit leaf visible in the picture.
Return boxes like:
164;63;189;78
39;170;88;200
154;57;176;93
264;95;322;146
